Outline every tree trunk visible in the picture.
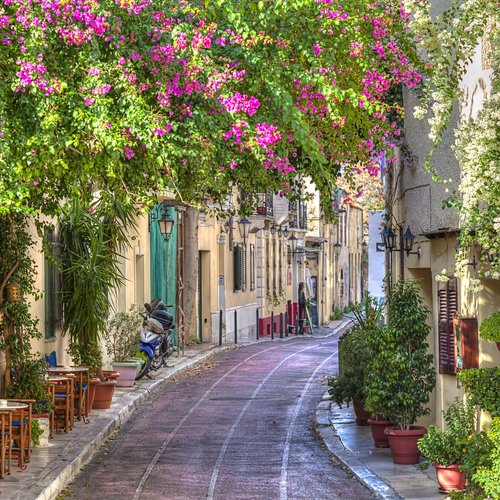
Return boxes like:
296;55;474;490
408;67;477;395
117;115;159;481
182;207;199;340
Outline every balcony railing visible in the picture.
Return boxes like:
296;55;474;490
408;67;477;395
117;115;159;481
254;191;273;217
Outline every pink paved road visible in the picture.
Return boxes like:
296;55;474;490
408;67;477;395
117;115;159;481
68;337;370;500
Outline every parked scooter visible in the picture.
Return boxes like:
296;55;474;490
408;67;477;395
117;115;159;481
135;299;175;380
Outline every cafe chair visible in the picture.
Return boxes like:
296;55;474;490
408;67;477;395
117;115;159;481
73;369;90;423
0;411;12;478
52;378;73;433
7;399;33;469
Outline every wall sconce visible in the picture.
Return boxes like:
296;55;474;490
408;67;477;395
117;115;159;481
238;216;251;245
288;234;298;254
270;223;289;238
149;202;175;241
380;226;420;257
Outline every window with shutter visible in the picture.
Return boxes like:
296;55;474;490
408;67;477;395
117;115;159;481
250;244;255;291
234;245;242;291
44;230;62;339
437;277;458;375
241;244;247;292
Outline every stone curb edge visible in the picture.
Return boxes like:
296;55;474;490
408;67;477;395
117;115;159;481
313;319;402;500
24;319;352;500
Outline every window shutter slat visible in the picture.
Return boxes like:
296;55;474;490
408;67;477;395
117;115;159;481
234;245;242;291
437;278;457;375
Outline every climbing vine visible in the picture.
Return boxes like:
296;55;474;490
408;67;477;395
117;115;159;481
404;1;499;280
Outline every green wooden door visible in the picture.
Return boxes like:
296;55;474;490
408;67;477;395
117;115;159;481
150;205;178;347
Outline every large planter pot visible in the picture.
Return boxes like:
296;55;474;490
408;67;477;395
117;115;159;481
88;378;100;411
367;418;394;448
386;426;427;464
124;357;145;376
353;402;371;426
434;464;466;493
33;414;50;447
111;362;137;387
92;380;117;410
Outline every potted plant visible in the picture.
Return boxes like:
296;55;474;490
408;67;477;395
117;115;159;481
8;357;52;447
104;307;143;387
418;399;475;493
329;327;371;425
57;198;135;409
479;311;500;350
365;280;436;464
329;294;384;426
67;340;116;410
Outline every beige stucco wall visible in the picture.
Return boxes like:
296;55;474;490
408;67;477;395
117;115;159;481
26;213;150;370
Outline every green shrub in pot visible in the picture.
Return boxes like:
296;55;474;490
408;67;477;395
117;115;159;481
328;327;372;407
365;280;436;430
418;398;475;468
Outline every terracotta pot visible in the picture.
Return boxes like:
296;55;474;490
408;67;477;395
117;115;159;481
386;426;427;464
111;362;137;387
88;378;100;410
496;342;500;351
434;464;466;493
367;418;394;448
102;370;121;381
92;380;117;410
353;402;371;426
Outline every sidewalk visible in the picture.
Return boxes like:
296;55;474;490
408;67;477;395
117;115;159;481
315;399;444;500
2;319;350;500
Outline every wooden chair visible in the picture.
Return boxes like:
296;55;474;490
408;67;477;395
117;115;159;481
47;383;55;439
72;368;90;423
51;377;73;434
0;411;12;478
7;401;32;469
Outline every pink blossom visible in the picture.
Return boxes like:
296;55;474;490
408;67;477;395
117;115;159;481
313;43;322;55
123;146;135;159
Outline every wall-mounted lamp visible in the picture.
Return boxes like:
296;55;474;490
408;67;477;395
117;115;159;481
380;226;420;257
149;202;175;241
288;234;298;254
238;216;251;245
270;223;289;238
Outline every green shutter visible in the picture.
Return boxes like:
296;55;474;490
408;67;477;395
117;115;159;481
234;245;242;291
150;205;178;346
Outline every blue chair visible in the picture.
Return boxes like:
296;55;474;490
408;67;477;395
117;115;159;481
45;351;57;368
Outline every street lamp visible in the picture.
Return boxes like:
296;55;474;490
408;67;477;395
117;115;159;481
401;226;416;256
270;223;289;237
288;234;298;255
238;216;251;244
380;225;420;282
381;227;397;251
150;202;175;241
